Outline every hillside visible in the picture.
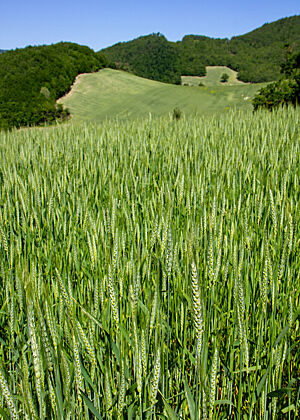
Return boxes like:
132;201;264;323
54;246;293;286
181;66;245;86
58;67;263;122
102;15;300;84
0;49;6;54
105;33;181;84
102;33;188;84
0;43;108;129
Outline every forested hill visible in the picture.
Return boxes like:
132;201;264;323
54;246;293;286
102;34;182;84
0;42;108;129
0;50;7;54
101;15;300;84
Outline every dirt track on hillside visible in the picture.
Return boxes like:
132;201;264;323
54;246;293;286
57;73;88;102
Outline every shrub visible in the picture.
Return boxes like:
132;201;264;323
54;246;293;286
252;78;299;110
172;107;182;120
253;49;300;110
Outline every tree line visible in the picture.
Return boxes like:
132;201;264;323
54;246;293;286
102;15;300;84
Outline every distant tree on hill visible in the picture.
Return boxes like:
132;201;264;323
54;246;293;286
220;73;229;82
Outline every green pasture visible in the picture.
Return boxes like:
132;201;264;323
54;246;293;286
182;66;246;86
58;68;263;123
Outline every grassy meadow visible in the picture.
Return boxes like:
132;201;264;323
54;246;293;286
58;68;263;123
0;107;299;419
181;66;245;87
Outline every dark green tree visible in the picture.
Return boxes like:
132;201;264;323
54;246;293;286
220;73;229;82
253;49;300;110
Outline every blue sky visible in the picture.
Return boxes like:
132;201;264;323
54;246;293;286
1;1;299;51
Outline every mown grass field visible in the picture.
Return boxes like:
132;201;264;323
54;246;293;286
181;66;245;86
58;68;263;123
0;106;299;419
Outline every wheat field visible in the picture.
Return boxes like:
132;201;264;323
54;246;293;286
0;107;299;419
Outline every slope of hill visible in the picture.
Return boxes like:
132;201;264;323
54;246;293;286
102;15;300;84
105;33;181;84
0;43;108;129
182;66;245;86
58;68;263;122
0;49;7;54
